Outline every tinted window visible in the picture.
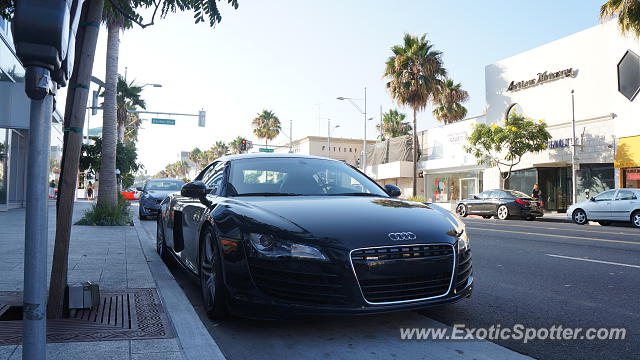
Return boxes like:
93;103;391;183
615;190;636;201
504;190;531;199
477;191;491;199
227;157;387;196
593;190;616;201
487;190;501;199
204;162;226;195
145;180;184;191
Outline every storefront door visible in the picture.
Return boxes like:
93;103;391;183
459;178;477;201
537;167;570;212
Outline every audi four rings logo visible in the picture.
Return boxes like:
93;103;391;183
388;232;417;241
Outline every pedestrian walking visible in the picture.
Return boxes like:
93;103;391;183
532;183;543;207
87;181;94;201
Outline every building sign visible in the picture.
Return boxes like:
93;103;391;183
507;68;576;92
546;138;571;149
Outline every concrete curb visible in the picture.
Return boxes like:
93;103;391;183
132;215;226;360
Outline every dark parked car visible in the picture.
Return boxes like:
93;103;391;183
455;189;543;220
138;178;185;219
157;154;473;319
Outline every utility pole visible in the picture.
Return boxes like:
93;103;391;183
379;105;383;141
289;119;293;153
571;90;577;205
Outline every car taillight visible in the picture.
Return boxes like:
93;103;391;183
515;198;530;205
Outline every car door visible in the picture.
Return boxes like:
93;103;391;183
466;191;489;214
180;161;227;273
484;190;502;214
611;189;638;221
586;190;616;220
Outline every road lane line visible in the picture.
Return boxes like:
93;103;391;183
464;220;634;236
545;254;640;269
467;226;640;246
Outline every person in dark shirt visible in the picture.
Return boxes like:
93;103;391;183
532;184;543;206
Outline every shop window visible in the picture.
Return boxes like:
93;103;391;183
425;170;483;203
623;168;640;189
577;163;614;202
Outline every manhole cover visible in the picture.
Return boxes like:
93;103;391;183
0;289;174;344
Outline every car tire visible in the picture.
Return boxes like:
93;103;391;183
482;216;492;219
631;211;640;228
199;226;229;320
572;209;588;225
597;221;612;226
139;208;147;220
156;216;169;262
497;205;509;220
456;204;468;217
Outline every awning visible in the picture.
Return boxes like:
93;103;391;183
615;136;640;168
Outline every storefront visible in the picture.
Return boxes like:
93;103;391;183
484;20;637;210
615;135;640;188
419;116;486;210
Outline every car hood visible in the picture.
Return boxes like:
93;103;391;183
145;190;177;199
233;196;462;249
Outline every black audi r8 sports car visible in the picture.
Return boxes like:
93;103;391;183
156;154;473;319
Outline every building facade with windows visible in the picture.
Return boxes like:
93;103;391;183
0;18;63;210
484;20;640;211
275;136;376;168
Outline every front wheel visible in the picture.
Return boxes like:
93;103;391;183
631;211;640;228
456;204;468;217
572;209;588;225
497;205;509;220
200;227;229;320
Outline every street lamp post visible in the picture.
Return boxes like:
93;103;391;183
327;119;340;157
571;90;577;205
337;86;368;171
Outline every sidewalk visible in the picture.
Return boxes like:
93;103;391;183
0;201;223;360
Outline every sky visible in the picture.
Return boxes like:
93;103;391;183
83;0;607;174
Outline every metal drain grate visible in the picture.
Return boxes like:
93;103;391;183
0;289;174;345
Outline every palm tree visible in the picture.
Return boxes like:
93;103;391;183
384;33;447;196
228;136;245;154
188;147;204;170
432;79;469;124
601;0;640;37
252;110;281;146
116;75;146;143
376;109;412;140
97;2;132;207
210;141;229;159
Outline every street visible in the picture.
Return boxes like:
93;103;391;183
138;214;640;360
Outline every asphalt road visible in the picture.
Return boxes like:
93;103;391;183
139;214;640;360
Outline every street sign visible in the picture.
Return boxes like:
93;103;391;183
259;148;274;153
152;118;175;125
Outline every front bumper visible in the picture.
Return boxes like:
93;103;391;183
139;198;162;215
225;244;474;319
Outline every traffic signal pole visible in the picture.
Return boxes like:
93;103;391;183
23;66;55;360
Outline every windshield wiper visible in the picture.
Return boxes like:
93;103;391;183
326;193;384;197
235;192;304;197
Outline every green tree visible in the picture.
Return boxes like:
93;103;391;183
188;147;205;170
210;141;229;158
252;110;281;146
376;109;412;140
432;79;469;124
464;114;552;189
384;33;447;196
229;136;246;154
601;0;640;37
79;137;143;189
117;75;146;143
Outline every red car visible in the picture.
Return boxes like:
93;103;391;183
121;187;140;200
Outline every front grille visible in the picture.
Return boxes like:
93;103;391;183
350;244;455;304
455;248;472;293
249;263;349;305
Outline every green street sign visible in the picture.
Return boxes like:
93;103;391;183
259;148;274;153
151;118;175;125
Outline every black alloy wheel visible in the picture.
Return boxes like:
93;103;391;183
199;226;229;319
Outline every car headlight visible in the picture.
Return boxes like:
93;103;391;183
247;233;328;261
457;228;469;252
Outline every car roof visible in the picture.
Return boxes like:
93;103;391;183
215;153;345;163
148;178;184;182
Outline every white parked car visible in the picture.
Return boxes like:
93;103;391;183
567;188;640;228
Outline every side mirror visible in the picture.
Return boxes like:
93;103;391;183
181;181;207;198
136;186;143;191
384;184;401;198
473;195;479;200
590;197;596;202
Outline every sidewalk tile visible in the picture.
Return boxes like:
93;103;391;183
9;341;130;360
130;338;181;354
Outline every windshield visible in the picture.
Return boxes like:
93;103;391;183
227;157;388;197
145;180;184;191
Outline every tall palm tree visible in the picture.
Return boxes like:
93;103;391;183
97;2;132;207
252;110;281;146
188;147;204;170
432;79;469;124
376;109;412;140
228;136;245;154
601;0;640;37
384;33;447;196
117;75;146;143
210;141;229;159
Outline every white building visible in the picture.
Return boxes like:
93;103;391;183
483;20;640;211
275;136;376;168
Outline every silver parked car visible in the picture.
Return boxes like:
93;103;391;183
567;189;640;228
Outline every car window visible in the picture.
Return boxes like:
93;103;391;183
486;190;501;199
145;180;184;191
593;190;616;201
504;190;530;198
204;162;226;195
615;190;636;201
